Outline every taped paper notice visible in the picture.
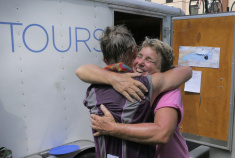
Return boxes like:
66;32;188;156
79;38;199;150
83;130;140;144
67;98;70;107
179;46;220;68
184;70;202;93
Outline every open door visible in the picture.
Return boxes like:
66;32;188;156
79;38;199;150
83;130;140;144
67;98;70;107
114;11;162;45
172;13;235;150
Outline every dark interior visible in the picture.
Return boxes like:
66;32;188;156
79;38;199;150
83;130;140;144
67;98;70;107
114;11;162;45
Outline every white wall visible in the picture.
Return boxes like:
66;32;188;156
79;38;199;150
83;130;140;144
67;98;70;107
0;0;112;157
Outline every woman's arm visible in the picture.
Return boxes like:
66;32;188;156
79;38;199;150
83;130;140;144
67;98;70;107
76;64;192;102
90;105;178;145
76;64;113;84
150;65;192;99
76;64;148;102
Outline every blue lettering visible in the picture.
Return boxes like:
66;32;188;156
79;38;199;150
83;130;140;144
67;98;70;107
75;27;91;52
52;26;71;53
93;29;103;52
23;24;49;53
0;21;103;53
0;22;23;52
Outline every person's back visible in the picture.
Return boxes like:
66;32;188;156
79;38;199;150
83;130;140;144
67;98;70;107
84;70;155;158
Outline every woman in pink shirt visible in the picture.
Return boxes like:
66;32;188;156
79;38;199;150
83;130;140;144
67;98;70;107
153;89;189;158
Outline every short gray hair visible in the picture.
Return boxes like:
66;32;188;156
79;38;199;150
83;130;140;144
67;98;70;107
100;25;136;66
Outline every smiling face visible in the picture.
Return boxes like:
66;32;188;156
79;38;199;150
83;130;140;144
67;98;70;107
133;46;162;76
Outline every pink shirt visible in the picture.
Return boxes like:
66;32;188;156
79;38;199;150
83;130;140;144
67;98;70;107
154;89;190;158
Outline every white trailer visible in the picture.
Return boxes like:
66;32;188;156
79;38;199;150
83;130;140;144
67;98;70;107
0;0;184;157
2;0;235;158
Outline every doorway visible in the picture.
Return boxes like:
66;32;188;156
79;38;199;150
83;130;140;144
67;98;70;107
114;11;162;45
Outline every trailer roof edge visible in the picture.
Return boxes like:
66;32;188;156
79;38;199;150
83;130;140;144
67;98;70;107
92;0;185;16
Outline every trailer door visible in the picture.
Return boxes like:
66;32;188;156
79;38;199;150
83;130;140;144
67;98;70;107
172;13;235;150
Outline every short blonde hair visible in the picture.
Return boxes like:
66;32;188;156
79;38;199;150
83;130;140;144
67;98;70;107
141;37;174;72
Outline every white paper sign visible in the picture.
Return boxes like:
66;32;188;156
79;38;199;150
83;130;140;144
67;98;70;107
184;70;202;93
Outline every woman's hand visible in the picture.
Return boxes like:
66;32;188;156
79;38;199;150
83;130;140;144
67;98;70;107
110;72;148;102
90;105;115;136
